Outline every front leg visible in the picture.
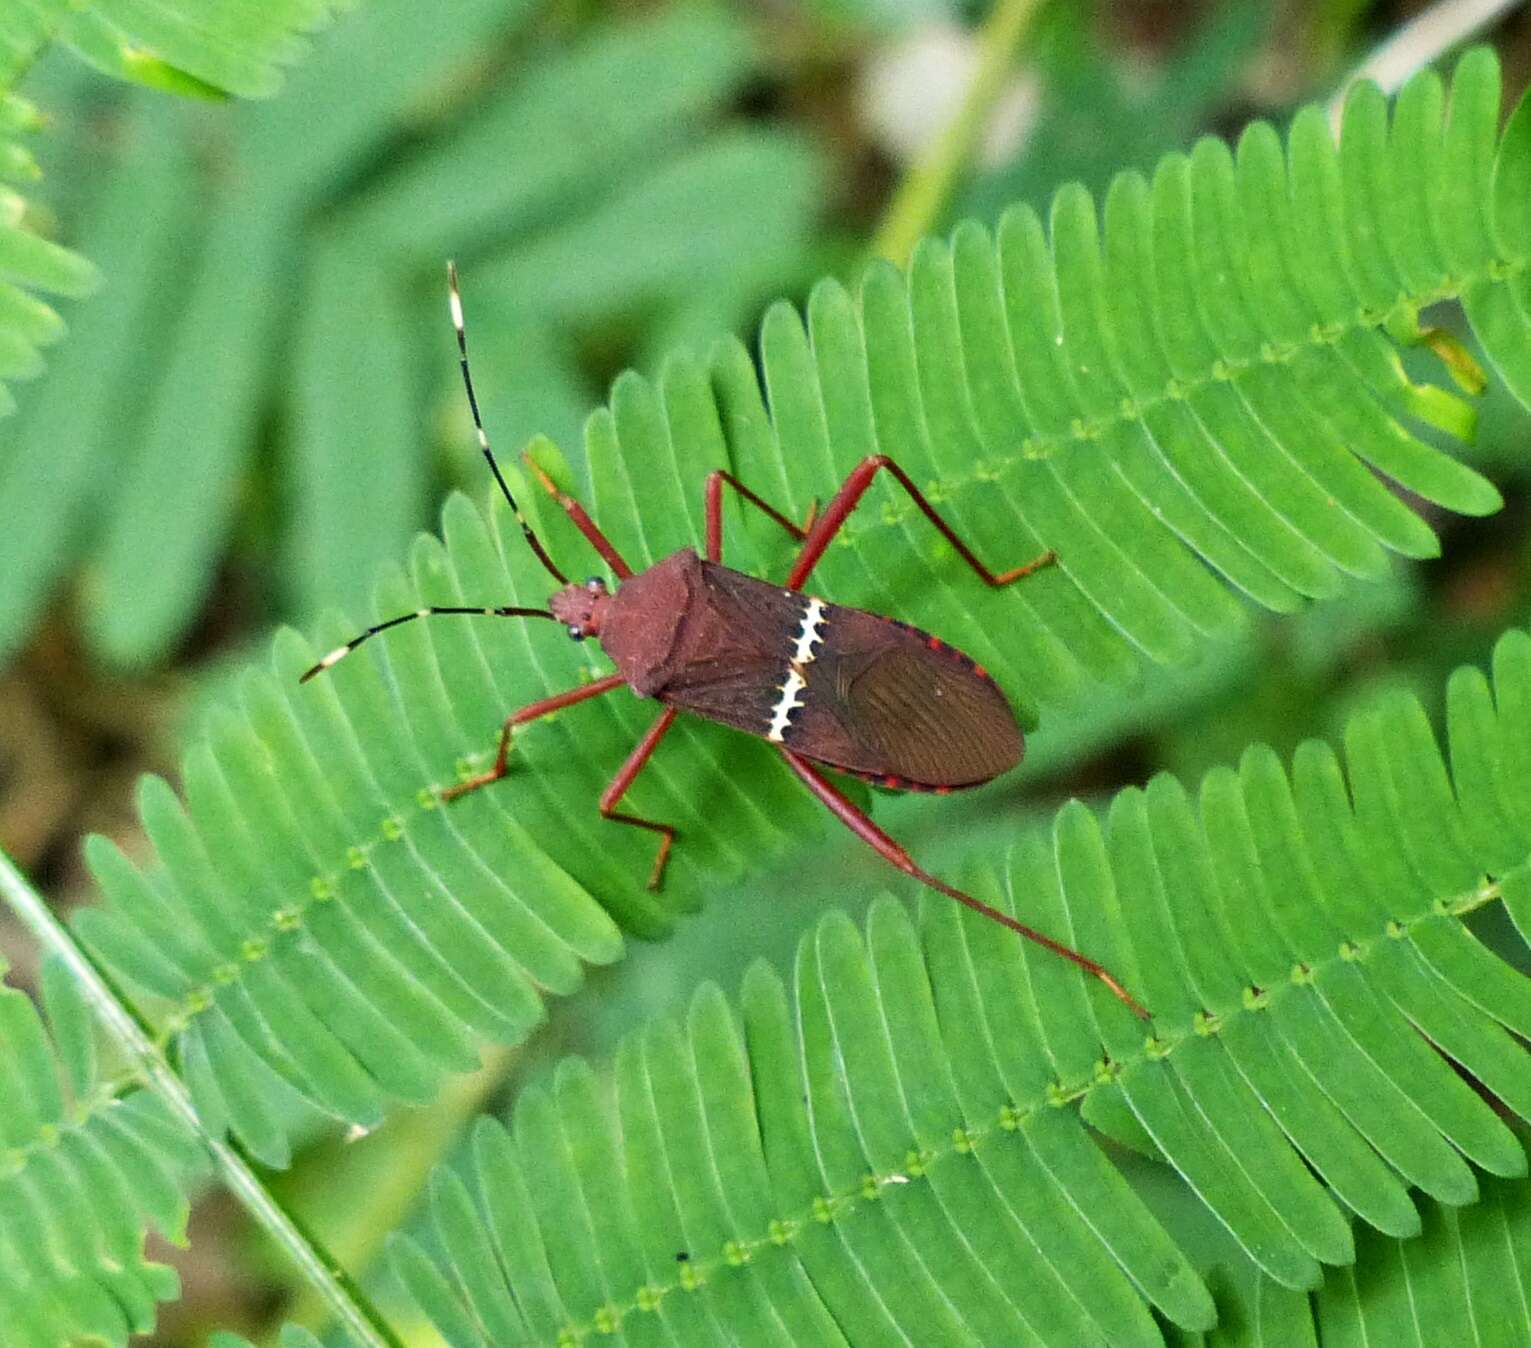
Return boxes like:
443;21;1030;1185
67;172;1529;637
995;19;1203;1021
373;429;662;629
442;673;627;802
523;450;635;580
704;469;818;565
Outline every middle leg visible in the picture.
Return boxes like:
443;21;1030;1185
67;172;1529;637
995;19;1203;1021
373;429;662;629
704;469;818;564
787;453;1055;591
599;706;681;890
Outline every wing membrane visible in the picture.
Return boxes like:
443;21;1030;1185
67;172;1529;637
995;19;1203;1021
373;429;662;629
844;646;1021;785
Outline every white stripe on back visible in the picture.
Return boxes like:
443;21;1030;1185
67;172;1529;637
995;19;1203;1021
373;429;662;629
766;597;826;741
766;668;807;742
791;597;826;664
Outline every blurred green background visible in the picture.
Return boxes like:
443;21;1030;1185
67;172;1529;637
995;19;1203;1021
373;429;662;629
5;0;1531;1341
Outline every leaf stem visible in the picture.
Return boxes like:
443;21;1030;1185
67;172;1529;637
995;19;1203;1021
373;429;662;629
0;846;400;1348
1329;0;1520;116
870;0;1040;269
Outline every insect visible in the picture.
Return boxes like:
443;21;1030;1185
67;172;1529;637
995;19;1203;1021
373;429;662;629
302;264;1148;1020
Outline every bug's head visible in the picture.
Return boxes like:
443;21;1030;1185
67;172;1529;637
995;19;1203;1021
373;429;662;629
549;576;610;641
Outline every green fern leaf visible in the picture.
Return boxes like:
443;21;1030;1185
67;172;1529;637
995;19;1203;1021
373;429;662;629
0;93;189;652
0;0;367;657
0;81;97;415
378;630;1531;1341
0;958;205;1348
0;0;351;414
61;48;1531;1162
199;1183;1529;1346
23;42;1531;1345
75;478;825;1159
59;0;348;100
0;1;822;668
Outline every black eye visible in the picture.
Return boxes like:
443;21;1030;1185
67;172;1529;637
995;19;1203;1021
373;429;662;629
585;576;604;592
567;624;585;641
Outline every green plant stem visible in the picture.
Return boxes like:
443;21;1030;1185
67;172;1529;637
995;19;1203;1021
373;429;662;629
870;0;1041;269
0;846;400;1348
277;1045;516;1340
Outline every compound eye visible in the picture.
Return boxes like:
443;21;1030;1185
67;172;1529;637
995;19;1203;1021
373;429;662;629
585;576;604;593
567;624;585;641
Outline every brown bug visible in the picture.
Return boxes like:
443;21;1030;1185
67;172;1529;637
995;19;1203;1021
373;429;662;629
302;265;1148;1020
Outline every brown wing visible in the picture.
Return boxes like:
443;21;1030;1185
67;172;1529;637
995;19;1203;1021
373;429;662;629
840;642;1022;785
788;610;1022;787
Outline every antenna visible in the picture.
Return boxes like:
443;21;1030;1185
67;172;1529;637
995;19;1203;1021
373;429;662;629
447;261;568;584
300;605;556;683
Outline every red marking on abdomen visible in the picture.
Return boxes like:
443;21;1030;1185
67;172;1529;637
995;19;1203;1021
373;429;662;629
830;765;992;794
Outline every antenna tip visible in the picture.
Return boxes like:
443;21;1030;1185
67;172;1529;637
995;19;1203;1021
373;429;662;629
300;644;349;684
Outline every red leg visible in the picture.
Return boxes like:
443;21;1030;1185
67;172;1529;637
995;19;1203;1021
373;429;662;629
442;673;627;802
778;748;1149;1020
600;707;681;889
786;453;1055;591
522;451;634;580
704;470;818;564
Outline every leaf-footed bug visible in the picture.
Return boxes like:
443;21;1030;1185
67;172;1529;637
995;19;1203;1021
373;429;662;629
301;264;1149;1021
